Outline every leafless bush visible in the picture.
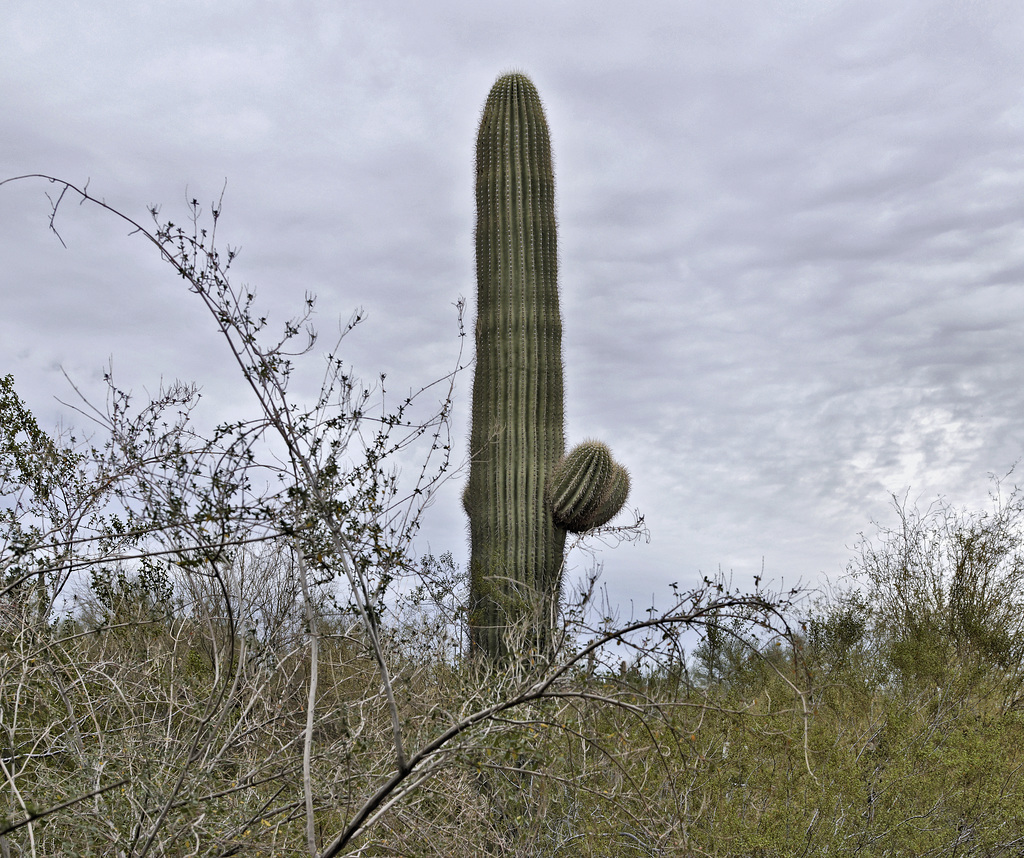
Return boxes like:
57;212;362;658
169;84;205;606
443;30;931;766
0;176;801;857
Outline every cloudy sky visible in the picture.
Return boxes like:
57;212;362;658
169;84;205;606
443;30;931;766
3;0;1024;613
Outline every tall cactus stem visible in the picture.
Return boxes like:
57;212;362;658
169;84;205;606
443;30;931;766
465;72;630;660
466;73;566;659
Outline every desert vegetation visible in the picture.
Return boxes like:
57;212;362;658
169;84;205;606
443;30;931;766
3;157;1024;855
4;343;1024;856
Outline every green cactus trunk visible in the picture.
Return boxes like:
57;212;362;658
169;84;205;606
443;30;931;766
465;73;566;659
466;73;630;660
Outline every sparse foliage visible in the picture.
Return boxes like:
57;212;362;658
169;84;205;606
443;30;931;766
844;484;1024;698
0;176;795;857
5;174;1019;858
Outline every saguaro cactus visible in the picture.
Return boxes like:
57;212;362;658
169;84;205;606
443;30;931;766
465;72;629;659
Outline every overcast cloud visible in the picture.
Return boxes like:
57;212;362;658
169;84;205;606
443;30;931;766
3;0;1024;612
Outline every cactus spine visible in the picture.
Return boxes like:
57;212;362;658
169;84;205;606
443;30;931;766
466;72;629;660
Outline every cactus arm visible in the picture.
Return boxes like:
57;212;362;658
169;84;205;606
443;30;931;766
549;440;630;534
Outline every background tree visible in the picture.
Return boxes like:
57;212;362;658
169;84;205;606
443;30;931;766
846;485;1024;697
